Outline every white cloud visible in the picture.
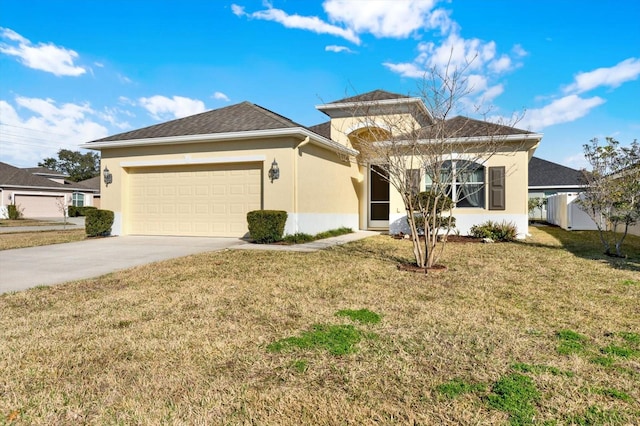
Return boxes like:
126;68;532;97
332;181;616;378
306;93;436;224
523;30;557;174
564;57;640;94
518;95;605;130
325;45;354;53
213;91;230;101
512;44;527;57
323;0;439;39
0;27;86;77
0;97;109;167
563;153;590;170
138;95;206;120
118;74;133;84
235;4;360;44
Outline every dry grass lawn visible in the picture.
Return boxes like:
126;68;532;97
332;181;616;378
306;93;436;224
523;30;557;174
0;229;86;251
1;226;639;424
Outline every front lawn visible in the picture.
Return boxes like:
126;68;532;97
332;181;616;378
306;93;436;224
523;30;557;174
1;227;639;424
0;229;86;251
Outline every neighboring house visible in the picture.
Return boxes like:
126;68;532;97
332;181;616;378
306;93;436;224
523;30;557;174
0;162;99;218
81;90;542;238
528;157;583;219
76;176;101;209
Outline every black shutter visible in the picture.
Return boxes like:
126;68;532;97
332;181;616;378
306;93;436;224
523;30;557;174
488;166;505;210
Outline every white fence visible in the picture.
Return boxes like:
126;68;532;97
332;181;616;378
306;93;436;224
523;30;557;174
546;193;600;231
546;193;640;236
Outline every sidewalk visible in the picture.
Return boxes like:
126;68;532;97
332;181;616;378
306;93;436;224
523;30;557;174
233;230;381;252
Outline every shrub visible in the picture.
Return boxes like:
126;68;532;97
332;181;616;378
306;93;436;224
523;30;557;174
85;209;114;237
247;210;287;243
470;220;518;241
7;204;23;220
69;206;98;217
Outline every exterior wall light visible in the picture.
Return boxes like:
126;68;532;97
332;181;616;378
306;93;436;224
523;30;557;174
268;159;280;183
103;166;113;187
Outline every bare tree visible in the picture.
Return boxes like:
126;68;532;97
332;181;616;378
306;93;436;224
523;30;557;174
345;63;529;269
578;137;640;257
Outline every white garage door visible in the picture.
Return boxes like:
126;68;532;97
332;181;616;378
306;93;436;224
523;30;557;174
14;194;64;218
127;163;262;237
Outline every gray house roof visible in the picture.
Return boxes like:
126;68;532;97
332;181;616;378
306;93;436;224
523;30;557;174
91;102;309;143
76;176;101;191
329;90;410;104
529;157;583;187
308;121;331;139
407;116;534;139
22;167;68;179
0;162;90;191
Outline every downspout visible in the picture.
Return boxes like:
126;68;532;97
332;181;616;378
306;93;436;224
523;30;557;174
293;136;310;233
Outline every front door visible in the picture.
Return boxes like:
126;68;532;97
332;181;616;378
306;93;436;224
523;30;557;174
368;165;389;228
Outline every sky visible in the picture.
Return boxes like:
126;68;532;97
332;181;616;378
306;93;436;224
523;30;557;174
1;0;639;170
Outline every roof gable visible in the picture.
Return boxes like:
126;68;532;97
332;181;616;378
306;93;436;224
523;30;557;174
308;121;331;139
328;90;409;104
0;162;68;189
90;101;305;143
529;157;583;187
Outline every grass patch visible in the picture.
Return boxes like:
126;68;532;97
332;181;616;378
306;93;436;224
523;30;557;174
487;373;540;425
619;332;640;346
566;405;632;425
590;387;633;403
1;227;639;423
556;329;588;355
600;345;636;358
621;279;639;286
281;227;353;244
0;229;86;250
267;324;369;355
590;356;615;367
436;378;486;399
335;308;381;324
0;219;71;227
511;362;573;377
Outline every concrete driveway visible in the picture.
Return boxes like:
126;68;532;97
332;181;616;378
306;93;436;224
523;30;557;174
0;236;247;294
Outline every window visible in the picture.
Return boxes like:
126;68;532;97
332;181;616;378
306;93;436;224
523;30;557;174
426;160;485;208
72;192;84;207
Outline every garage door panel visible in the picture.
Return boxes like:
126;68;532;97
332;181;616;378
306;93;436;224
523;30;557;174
128;163;262;237
14;195;64;218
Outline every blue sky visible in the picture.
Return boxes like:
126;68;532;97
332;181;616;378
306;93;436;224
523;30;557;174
1;0;639;169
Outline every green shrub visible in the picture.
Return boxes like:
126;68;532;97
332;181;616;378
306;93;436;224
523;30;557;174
85;209;114;237
247;210;287;243
282;232;314;244
470;220;518;241
7;204;23;220
69;206;98;217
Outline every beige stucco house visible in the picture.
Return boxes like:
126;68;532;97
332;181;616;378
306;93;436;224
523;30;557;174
82;90;542;238
0;163;99;218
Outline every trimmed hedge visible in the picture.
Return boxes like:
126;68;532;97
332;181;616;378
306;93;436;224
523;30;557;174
247;210;287;243
68;205;98;217
85;209;114;237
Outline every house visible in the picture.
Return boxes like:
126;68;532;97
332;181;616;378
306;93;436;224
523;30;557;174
81;90;542;238
528;157;583;198
528;157;583;220
0;162;99;218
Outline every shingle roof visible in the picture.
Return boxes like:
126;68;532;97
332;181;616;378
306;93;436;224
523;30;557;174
90;101;306;143
76;176;101;191
529;157;583;187
410;116;533;139
0;162;68;189
329;90;410;104
22;167;68;178
308;121;331;139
